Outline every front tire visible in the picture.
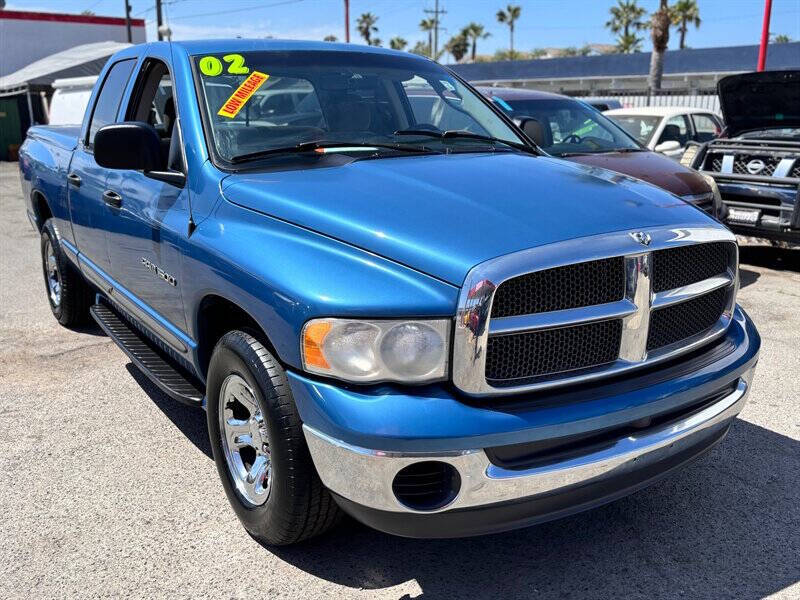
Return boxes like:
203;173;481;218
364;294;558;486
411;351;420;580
40;219;91;326
206;330;341;545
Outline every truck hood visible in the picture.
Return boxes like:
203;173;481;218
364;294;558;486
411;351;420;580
221;153;710;285
718;70;800;137
564;150;710;198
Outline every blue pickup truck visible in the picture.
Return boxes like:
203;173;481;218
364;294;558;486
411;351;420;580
19;40;760;545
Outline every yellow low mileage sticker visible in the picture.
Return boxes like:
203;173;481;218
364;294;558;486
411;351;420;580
217;71;269;119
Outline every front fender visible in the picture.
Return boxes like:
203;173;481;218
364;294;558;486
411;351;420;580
182;199;459;370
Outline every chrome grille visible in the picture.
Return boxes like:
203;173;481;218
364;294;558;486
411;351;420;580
647;287;728;352
491;257;624;317
486;319;622;384
453;227;739;397
652;242;732;293
732;154;779;176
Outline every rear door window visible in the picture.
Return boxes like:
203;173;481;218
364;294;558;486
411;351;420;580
658;115;690;146
86;59;136;147
691;113;722;143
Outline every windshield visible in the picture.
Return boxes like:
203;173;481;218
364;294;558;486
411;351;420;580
493;98;641;155
605;114;662;145
192;50;526;163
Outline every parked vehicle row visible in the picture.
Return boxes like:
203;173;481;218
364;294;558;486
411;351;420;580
481;87;719;213
683;70;800;246
19;41;759;545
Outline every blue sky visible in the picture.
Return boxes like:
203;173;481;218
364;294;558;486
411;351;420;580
6;0;800;57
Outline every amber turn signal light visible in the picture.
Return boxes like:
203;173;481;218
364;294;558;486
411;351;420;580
302;321;332;369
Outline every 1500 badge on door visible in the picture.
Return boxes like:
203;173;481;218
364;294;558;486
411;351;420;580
141;257;177;286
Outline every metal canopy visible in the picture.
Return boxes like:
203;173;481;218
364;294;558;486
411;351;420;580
0;41;130;96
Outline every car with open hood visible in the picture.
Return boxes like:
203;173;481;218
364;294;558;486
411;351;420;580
18;40;759;544
683;70;800;246
480;87;720;214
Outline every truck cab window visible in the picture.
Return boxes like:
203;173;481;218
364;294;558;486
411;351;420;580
86;59;135;147
127;60;180;172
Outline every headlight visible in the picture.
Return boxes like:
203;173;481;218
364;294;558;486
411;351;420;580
302;318;450;383
680;143;699;167
700;173;723;217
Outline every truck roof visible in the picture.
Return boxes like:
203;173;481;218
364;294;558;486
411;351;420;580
167;39;422;58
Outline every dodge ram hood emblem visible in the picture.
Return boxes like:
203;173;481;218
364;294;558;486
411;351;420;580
630;231;652;246
746;159;766;175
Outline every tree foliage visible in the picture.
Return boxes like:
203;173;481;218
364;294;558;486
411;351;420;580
670;0;701;50
356;12;379;46
496;4;522;56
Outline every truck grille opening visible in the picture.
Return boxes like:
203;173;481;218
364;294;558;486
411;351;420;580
706;152;724;172
491;257;624;318
391;461;461;511
732;154;780;176
647;287;728;352
651;242;732;293
474;239;736;391
486;319;622;384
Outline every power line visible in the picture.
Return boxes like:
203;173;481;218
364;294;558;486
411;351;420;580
424;0;446;58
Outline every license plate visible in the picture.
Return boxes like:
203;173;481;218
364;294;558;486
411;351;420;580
728;207;760;225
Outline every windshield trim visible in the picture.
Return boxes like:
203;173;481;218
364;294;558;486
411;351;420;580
189;51;537;172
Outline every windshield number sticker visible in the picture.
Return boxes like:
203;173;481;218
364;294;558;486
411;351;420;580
199;54;250;77
218;71;269;118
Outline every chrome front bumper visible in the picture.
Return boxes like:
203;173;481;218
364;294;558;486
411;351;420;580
304;370;753;516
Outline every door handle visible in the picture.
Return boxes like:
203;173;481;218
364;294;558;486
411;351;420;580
67;173;81;187
103;190;122;208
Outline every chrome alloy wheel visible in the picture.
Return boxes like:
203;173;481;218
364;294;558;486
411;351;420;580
219;374;272;506
44;238;62;307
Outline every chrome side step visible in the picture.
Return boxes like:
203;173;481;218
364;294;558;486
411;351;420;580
90;303;204;406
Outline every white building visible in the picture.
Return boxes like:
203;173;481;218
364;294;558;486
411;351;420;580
0;9;145;77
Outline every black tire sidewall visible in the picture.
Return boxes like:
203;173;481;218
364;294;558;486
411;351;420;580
40;221;65;321
206;332;298;536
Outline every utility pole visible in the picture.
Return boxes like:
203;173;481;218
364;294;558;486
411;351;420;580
424;0;446;60
124;0;132;43
156;0;164;41
344;0;350;43
757;0;772;71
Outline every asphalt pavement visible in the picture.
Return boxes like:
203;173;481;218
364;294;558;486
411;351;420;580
1;161;798;599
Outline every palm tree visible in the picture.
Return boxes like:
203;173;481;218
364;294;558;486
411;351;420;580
649;0;670;90
606;0;647;53
445;32;469;63
496;5;522;58
323;35;338;42
389;37;408;51
356;12;379;46
670;0;700;49
772;34;792;43
463;22;491;62
616;32;643;53
410;40;430;56
419;18;436;58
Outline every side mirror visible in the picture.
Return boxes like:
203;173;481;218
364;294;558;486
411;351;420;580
95;121;185;186
517;117;544;147
654;140;681;153
95;122;162;170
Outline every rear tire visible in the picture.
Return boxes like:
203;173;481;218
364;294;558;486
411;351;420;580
206;330;342;545
40;219;92;326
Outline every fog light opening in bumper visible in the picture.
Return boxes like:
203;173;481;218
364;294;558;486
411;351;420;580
391;461;461;511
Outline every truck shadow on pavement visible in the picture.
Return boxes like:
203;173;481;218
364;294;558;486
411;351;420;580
739;246;799;273
268;418;799;599
123;346;798;598
125;364;212;459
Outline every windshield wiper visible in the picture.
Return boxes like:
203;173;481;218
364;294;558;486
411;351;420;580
394;129;539;155
231;140;436;163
